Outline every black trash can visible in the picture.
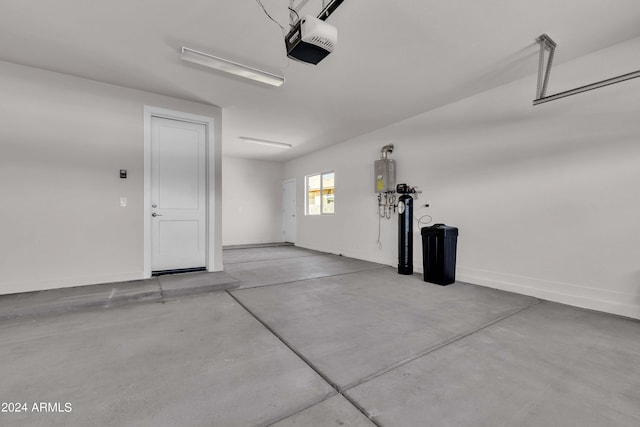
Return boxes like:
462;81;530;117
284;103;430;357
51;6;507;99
421;224;458;285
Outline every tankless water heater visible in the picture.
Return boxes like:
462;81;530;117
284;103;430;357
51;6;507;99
374;144;396;193
374;159;395;193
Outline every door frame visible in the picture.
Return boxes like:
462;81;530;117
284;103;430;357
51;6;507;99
282;178;297;244
143;106;222;278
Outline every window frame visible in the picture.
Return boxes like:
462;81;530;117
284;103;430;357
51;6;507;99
305;171;335;216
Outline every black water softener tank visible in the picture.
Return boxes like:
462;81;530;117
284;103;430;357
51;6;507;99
421;224;458;285
397;194;414;275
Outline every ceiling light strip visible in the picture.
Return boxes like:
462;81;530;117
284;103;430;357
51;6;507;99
181;47;284;87
239;137;292;149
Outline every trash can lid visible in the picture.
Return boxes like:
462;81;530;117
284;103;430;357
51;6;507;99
421;224;458;237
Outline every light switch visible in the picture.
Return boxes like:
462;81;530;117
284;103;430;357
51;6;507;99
120;197;127;207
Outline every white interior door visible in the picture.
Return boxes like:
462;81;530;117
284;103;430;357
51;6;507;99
283;179;296;243
151;116;207;272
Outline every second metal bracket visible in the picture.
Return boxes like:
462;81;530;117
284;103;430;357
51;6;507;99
536;34;557;100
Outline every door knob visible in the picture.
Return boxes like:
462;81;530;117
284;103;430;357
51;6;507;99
152;212;163;217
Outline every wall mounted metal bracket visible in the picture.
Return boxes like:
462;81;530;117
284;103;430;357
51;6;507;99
535;34;556;101
533;33;640;105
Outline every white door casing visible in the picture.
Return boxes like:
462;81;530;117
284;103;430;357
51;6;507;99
150;117;206;271
283;179;296;243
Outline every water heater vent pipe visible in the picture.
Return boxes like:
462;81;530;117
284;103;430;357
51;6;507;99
381;144;394;159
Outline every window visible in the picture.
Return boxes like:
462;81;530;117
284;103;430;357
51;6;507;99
306;171;335;215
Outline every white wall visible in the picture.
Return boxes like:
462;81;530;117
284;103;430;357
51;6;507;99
221;156;284;246
0;61;222;295
284;36;640;319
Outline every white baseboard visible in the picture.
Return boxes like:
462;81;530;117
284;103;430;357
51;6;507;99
294;242;395;269
457;266;640;320
0;271;146;296
294;243;640;320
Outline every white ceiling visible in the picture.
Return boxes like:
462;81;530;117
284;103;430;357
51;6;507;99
2;0;640;162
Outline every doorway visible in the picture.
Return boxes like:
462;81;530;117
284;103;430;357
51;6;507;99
143;106;221;278
150;117;206;273
282;179;297;243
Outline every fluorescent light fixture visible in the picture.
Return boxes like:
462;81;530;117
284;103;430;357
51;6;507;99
181;47;285;87
239;136;292;149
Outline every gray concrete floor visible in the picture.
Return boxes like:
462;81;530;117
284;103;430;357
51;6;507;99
1;247;639;426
